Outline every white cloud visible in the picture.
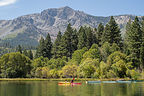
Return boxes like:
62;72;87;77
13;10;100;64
0;0;17;6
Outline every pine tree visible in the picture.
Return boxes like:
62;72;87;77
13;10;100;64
17;45;22;54
85;26;94;49
102;16;122;48
109;16;122;47
93;28;98;44
58;24;77;58
52;31;62;58
44;33;52;59
71;29;78;52
140;16;144;68
101;24;111;44
28;50;33;60
97;23;104;46
124;19;132;55
77;26;87;49
23;49;28;57
128;16;142;68
35;37;45;58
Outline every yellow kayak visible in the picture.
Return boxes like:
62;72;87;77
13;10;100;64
58;82;81;85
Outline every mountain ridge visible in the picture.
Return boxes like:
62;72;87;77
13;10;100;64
0;6;142;46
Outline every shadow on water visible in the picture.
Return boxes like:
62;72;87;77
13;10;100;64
0;81;144;96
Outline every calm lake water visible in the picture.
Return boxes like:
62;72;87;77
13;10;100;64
0;81;144;96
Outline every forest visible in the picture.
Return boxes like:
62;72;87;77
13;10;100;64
0;16;144;79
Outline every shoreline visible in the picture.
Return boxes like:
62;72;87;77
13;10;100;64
0;78;143;81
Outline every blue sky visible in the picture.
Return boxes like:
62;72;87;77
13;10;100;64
0;0;143;20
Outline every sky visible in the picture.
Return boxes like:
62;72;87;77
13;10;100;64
0;0;144;20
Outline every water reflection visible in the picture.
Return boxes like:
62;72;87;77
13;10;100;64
0;81;144;96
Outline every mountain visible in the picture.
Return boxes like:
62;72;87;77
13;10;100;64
0;6;142;47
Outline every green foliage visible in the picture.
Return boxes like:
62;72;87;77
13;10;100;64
31;57;48;77
35;33;52;59
83;44;100;60
0;52;31;78
46;58;66;69
0;19;144;79
77;26;87;49
102;24;111;44
71;47;88;65
49;69;59;78
35;67;50;78
35;67;42;78
61;64;78;77
107;51;127;66
23;49;28;57
27;50;33;60
17;45;22;54
100;42;112;62
140;17;144;68
32;57;48;68
79;58;98;78
126;17;142;68
99;61;108;78
97;23;104;46
52;31;62;58
124;19;132;55
107;51;133;78
126;69;140;80
44;33;52;59
85;26;94;49
102;16;122;48
58;24;78;58
35;37;45;58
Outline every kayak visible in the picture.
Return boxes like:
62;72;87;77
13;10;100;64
102;81;116;83
86;81;101;84
58;82;82;85
86;81;116;84
116;80;132;83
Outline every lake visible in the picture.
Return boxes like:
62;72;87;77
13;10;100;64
0;81;144;96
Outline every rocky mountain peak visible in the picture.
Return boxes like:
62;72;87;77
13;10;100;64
0;6;142;46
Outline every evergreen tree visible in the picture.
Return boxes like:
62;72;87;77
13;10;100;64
97;23;104;46
77;26;87;49
71;29;78;52
140;16;144;68
28;50;33;60
123;19;132;55
128;17;142;68
35;37;45;58
102;16;122;48
58;24;77;58
109;16;122;47
23;49;28;57
44;33;52;59
93;28;98;44
85;26;94;49
17;45;22;54
52;31;62;58
101;24;111;44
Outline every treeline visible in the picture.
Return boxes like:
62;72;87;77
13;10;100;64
0;16;144;79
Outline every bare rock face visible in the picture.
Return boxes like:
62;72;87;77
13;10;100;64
0;6;142;46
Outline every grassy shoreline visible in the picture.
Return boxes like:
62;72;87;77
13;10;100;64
0;78;144;81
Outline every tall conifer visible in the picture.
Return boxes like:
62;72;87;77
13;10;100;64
58;24;77;58
140;16;144;68
44;33;52;59
35;37;45;58
128;17;142;68
77;26;87;49
52;31;62;58
97;23;104;46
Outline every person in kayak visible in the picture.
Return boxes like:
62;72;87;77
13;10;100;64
71;78;75;83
